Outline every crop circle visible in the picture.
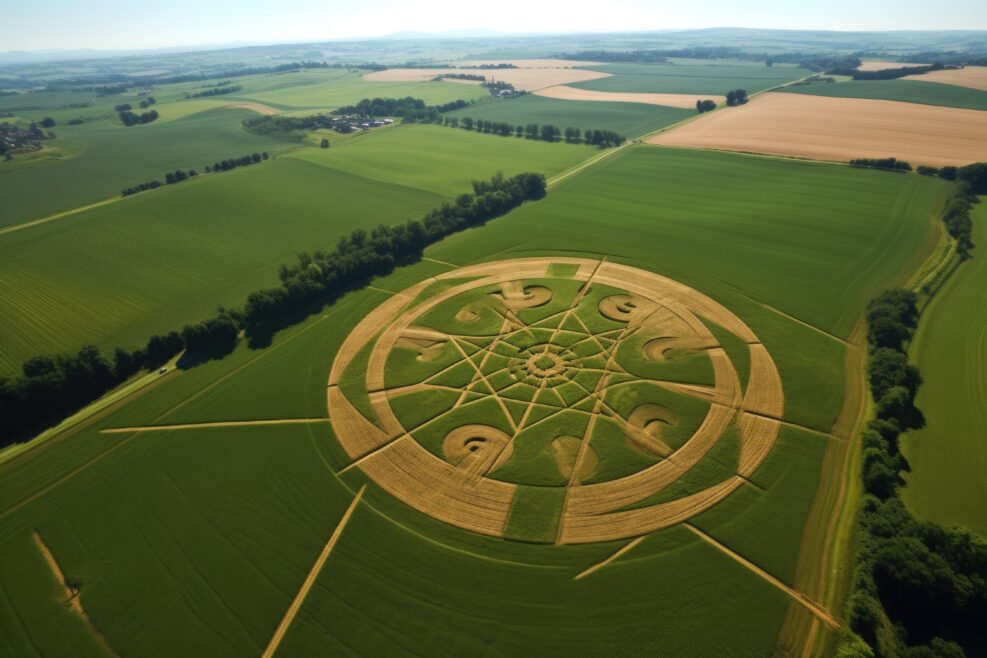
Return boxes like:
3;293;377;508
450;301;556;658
328;258;783;544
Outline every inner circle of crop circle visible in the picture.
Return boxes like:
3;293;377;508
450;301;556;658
328;257;783;544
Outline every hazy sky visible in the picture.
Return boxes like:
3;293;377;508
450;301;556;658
10;0;987;51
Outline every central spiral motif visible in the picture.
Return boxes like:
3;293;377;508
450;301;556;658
511;344;574;386
328;258;784;544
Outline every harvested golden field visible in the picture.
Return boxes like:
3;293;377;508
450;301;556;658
905;65;987;91
857;60;924;71
457;58;600;68
535;85;725;109
647;92;987;166
363;67;610;91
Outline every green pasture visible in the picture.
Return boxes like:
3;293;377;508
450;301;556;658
902;202;987;535
780;78;987;111
446;93;692;137
572;62;811;95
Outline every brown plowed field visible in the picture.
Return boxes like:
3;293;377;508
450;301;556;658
647;92;987;167
536;85;726;109
904;65;987;91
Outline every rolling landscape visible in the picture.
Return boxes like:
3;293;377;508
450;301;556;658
1;9;986;658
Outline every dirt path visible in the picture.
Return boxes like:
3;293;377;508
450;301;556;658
100;418;329;434
33;532;119;657
0;195;126;237
573;536;647;580
261;485;365;658
684;524;840;630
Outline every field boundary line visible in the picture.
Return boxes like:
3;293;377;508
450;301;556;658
0;195;127;237
261;484;366;658
742;297;855;347
422;256;461;269
33;531;120;658
100;418;329;434
574;536;647;580
684;524;840;630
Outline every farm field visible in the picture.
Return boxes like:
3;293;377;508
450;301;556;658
291;123;597;195
446;93;692;137
533;85;725;109
363;66;610;91
0;142;944;657
0;107;287;229
4;27;985;658
648;92;987;166
904;65;987;91
0;125;596;373
780;78;987;111
570;62;811;95
901;202;987;535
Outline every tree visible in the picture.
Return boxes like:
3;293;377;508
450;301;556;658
40;117;56;128
525;123;539;139
540;124;560;141
515;125;523;137
725;89;748;106
320;138;330;148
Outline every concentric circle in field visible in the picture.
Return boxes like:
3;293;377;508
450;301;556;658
328;258;783;544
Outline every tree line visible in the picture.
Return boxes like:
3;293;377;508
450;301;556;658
850;157;913;172
121;152;269;196
841;63;951;81
119;109;158;126
725;89;748;106
841;287;987;657
187;85;242;98
447;117;626;147
4;172;546;444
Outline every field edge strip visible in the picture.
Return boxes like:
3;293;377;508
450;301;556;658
99;418;329;434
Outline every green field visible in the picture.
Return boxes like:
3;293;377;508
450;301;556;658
0;138;947;656
446;94;692;137
571;62;811;95
0;108;287;229
780;78;987;111
290;123;597;195
0;125;598;374
433;147;947;338
901;202;987;535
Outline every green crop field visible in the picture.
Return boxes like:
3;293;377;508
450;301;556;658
291;123;597;195
3;32;977;658
780;78;987;111
0;125;596;373
572;62;812;95
0;108;288;229
446;94;692;137
0;136;947;657
901;202;987;535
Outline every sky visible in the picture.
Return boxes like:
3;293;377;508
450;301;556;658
9;0;987;52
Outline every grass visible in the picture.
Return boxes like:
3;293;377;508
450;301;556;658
572;63;811;95
291;123;597;196
780;79;987;111
901;202;987;535
446;94;693;138
0;158;441;374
